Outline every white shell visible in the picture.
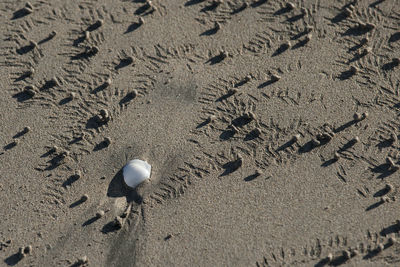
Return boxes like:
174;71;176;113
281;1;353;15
123;159;151;189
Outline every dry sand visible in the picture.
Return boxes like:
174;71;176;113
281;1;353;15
1;0;400;266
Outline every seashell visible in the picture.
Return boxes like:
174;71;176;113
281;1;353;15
123;159;151;189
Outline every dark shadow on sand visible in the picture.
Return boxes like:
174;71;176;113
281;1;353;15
314;257;330;267
71;48;98;60
331;11;350;24
200;26;219;36
244;129;260;141
298;140;316;154
62;174;80;188
201;2;220;12
347;52;365;64
328;254;350;266
3;142;17;151
86;21;102;32
220;129;236;141
370;163;396;179
13;129;28;139
82;216;100;227
196;119;210;129
93;140;109;151
14;72;32;82
185;0;204;6
231;3;248;15
337;69;356;80
40;79;58;91
365;200;384;211
234;78;250;88
338;139;357;152
292;38;309;49
73;35;86;47
215;91;235;102
69;198;86;208
125;22;142;34
86;116;105;130
220;159;242;176
4;252;22;266
272;43;290;57
38;33;56;45
11;8;31;20
370;0;386;8
115;57;133;70
250;0;267;8
380;222;399;236
333;119;357;133
373;187;390;198
16;44;35;55
363;247;385;260
291;29;310;40
232;115;252;127
119;93;136;106
382;61;399;71
321;158;338;167
376;138;394;150
59;97;72;105
244;173;259;182
107;168;143;204
286;13;304;23
274;6;291;16
12;91;33;103
276;139;295;152
91;83;109;94
348;42;364;52
44;154;67;171
68;136;84;146
342;25;374;37
134;4;151;15
206;53;226;65
299;134;331;154
258;79;276;88
101;220;122;234
389;32;400;43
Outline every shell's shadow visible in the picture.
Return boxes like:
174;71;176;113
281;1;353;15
107;168;142;204
4;252;22;266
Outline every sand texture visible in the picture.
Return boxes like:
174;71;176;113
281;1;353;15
1;0;400;266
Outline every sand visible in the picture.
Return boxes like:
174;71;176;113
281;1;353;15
0;0;400;266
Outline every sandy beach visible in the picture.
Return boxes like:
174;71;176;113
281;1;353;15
1;0;400;266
